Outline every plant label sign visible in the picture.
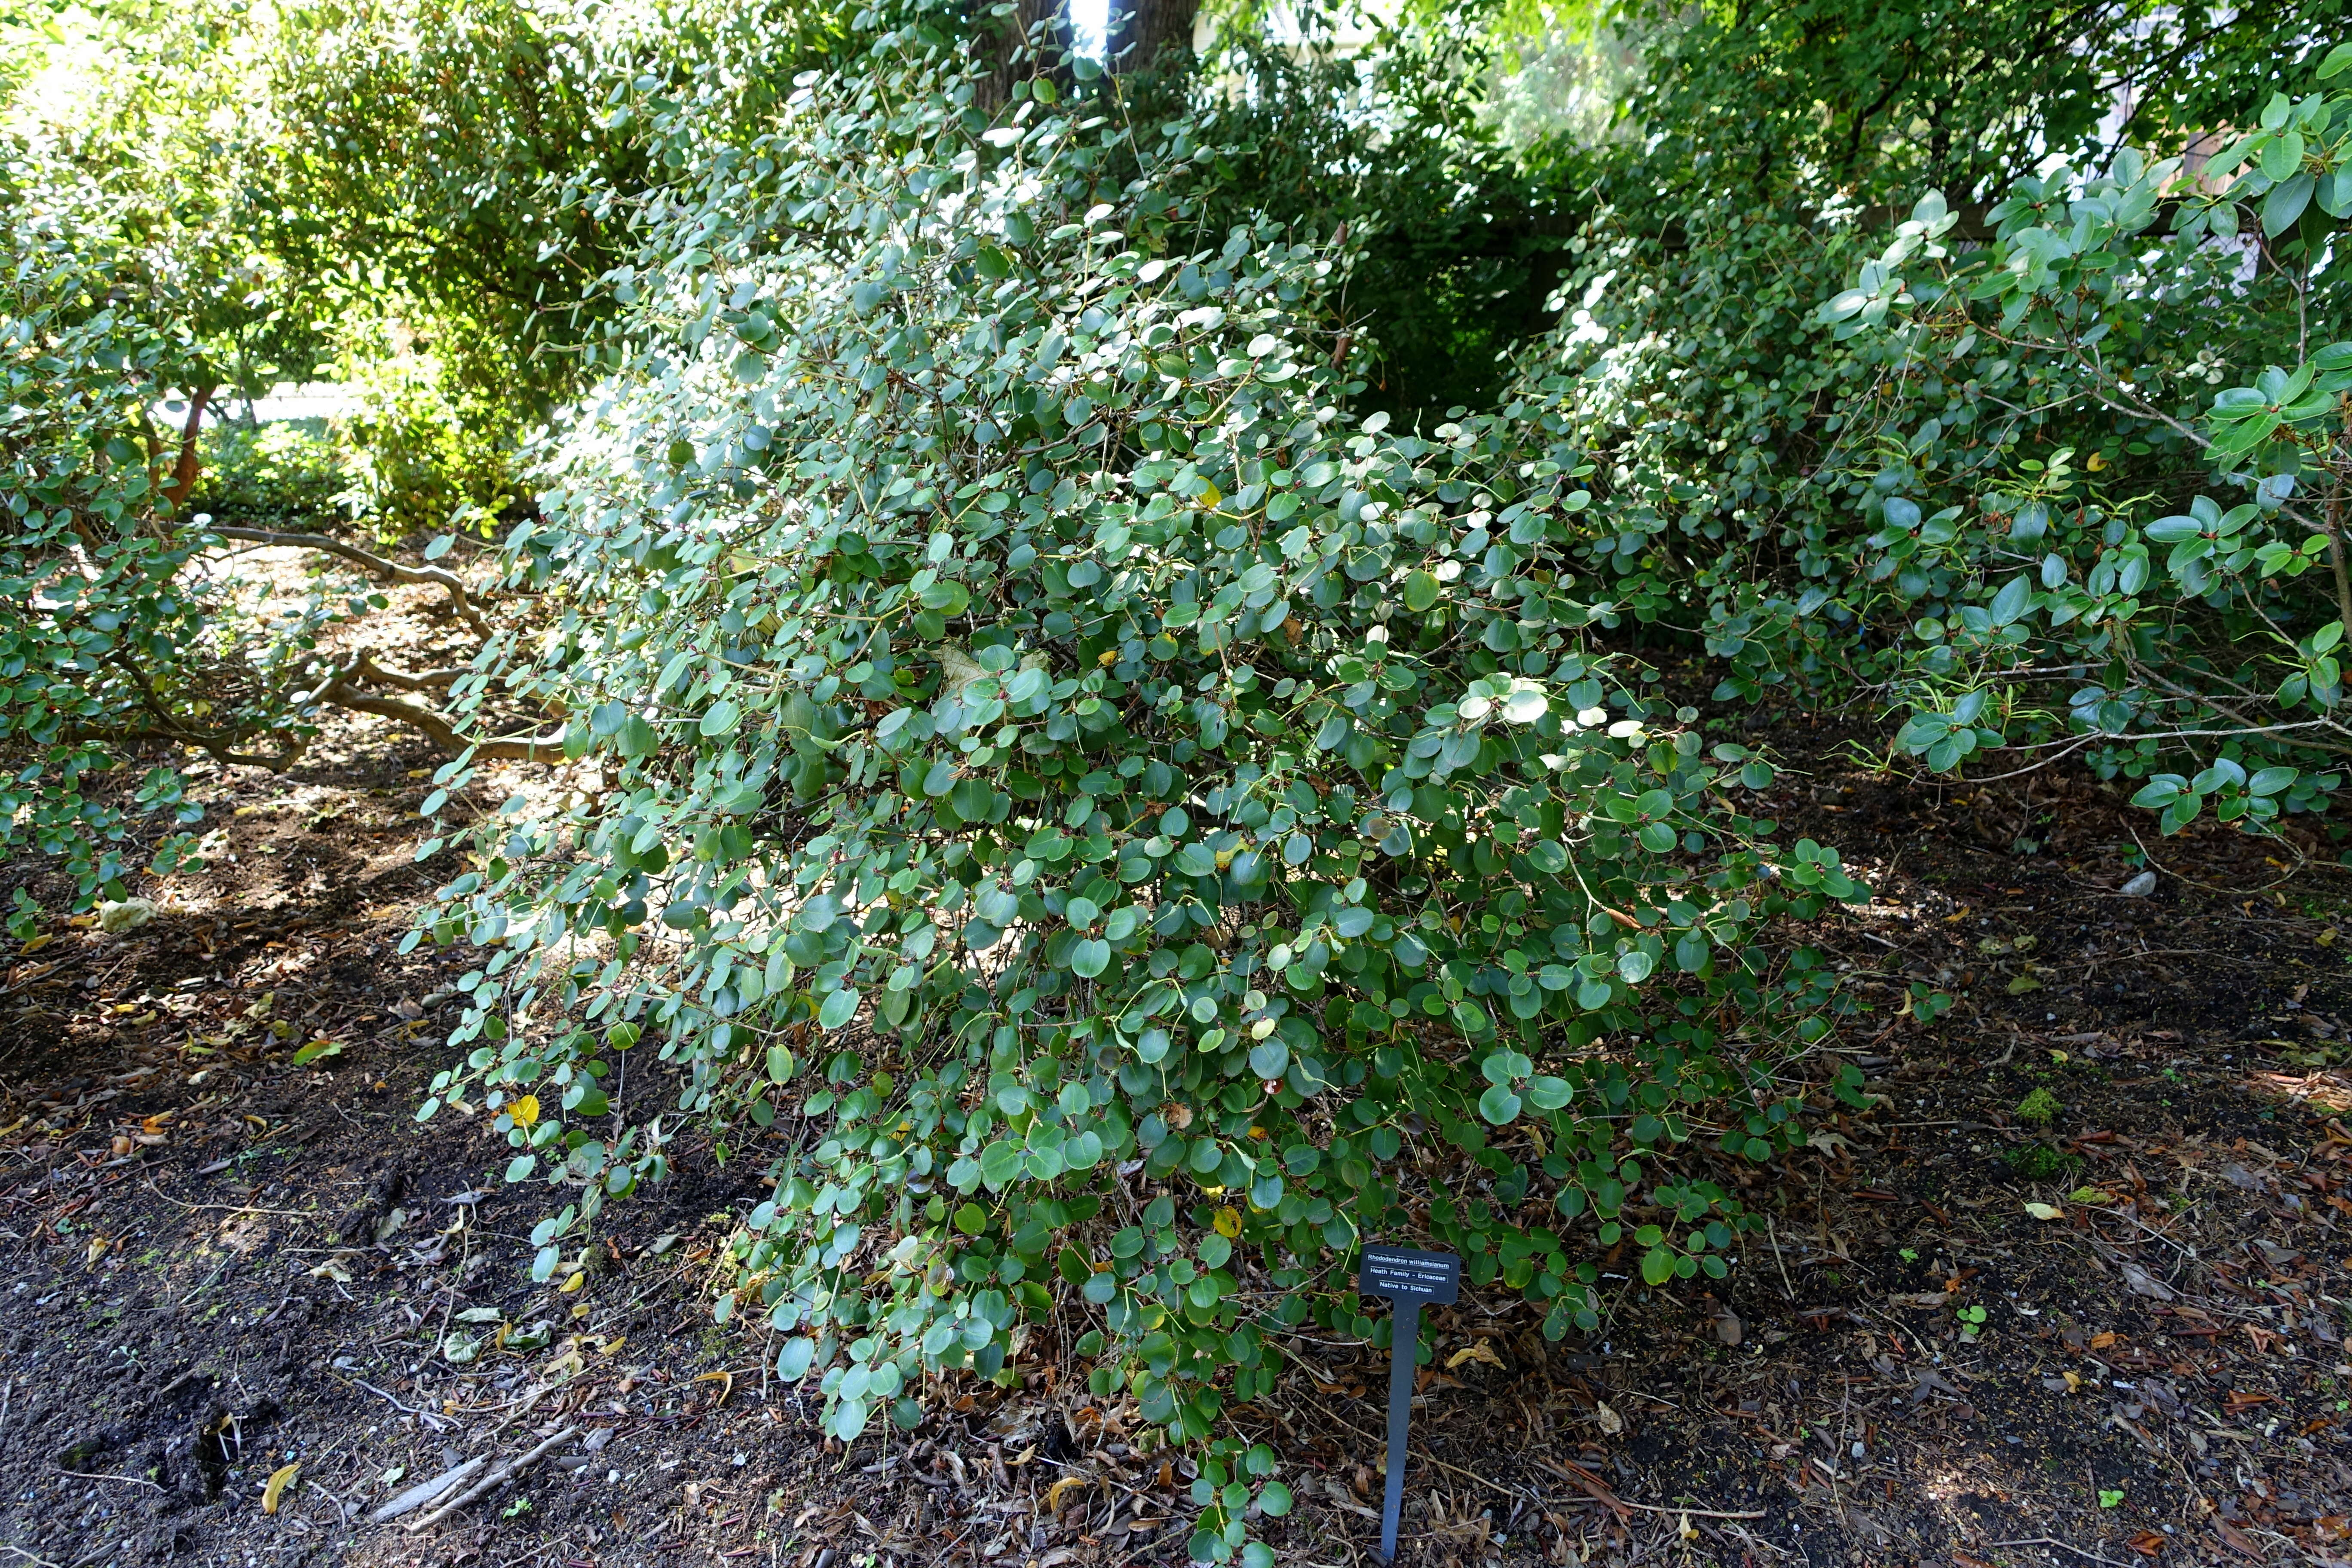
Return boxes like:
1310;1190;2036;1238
1359;1244;1460;1561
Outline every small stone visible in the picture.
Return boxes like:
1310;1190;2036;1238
98;898;158;933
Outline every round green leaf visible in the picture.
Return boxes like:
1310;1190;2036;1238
1477;1084;1522;1124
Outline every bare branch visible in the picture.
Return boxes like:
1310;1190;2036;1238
161;383;218;514
319;664;561;762
347;651;467;691
62;720;304;772
95;647;309;772
211;526;487;633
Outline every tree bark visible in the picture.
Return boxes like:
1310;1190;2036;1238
1106;0;1200;73
976;0;1071;114
161;382;218;516
212;525;487;632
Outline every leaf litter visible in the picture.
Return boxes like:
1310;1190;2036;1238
0;703;2347;1564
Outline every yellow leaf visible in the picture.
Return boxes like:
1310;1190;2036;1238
18;934;50;953
510;1094;540;1128
1194;482;1222;509
558;1268;587;1293
2086;452;2107;471
262;1462;300;1514
1044;1475;1094;1512
2024;1201;2064;1221
1445;1340;1506;1370
1212;1206;1241;1238
2062;1369;2082;1393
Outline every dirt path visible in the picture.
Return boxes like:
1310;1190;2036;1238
3;708;2349;1568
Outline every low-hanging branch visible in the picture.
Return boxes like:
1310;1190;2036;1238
72;646;560;770
211;525;487;632
322;649;562;762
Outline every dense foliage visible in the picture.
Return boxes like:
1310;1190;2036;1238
0;188;477;933
0;0;853;926
1187;10;1584;423
1623;0;2351;199
12;0;2352;1556
260;0;851;531
0;205;214;923
408;17;1867;1558
1525;30;2352;837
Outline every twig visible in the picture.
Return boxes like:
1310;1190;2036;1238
320;674;561;763
2097;1205;2199;1261
1763;1214;1796;1302
1301;1396;1530;1502
370;1457;485;1523
55;1469;162;1490
1952;734;2102;783
1988;1537;2133;1567
407;1425;579;1531
2127;824;2302;897
211;526;486;632
141;1181;315;1218
1303;1397;1765;1519
336;1374;456;1431
1534;1457;1766;1520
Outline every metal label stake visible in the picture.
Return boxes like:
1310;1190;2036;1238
1358;1243;1461;1563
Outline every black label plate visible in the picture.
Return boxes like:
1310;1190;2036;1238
1359;1244;1461;1305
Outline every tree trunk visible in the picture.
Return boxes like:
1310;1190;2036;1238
976;0;1071;114
161;382;218;516
1106;0;1200;74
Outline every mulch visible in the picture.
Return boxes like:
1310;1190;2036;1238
2;698;2349;1568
